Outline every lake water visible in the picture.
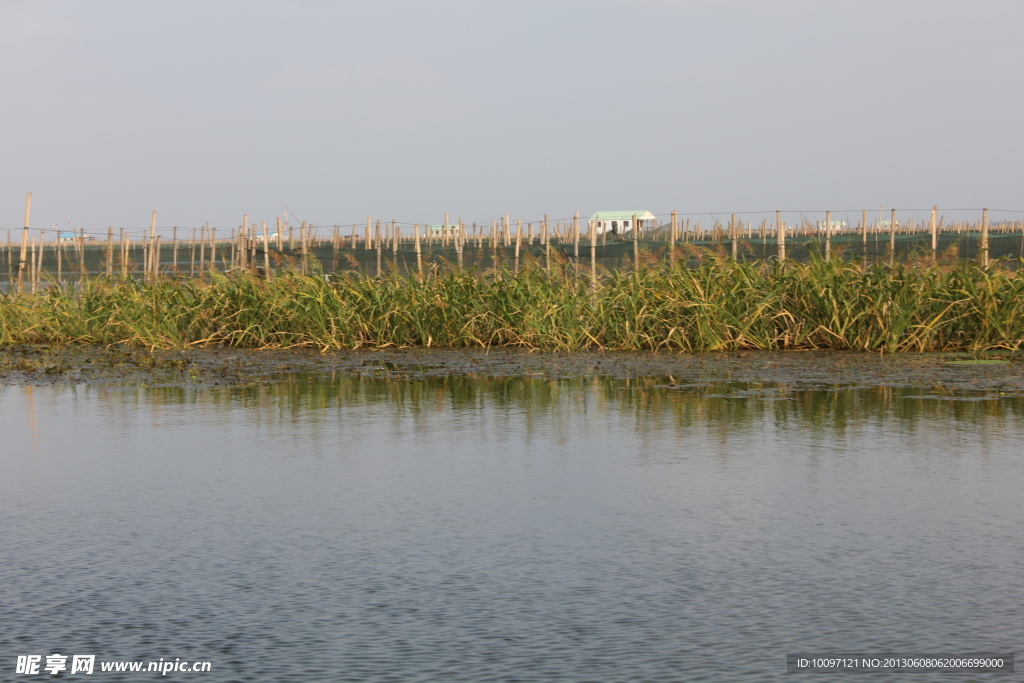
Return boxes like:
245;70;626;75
1;375;1021;681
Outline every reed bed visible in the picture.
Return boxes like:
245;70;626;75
2;259;1024;352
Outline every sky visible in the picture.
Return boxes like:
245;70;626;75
1;0;1022;236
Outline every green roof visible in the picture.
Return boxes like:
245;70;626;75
589;211;656;221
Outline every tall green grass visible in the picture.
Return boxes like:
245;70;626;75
3;259;1024;351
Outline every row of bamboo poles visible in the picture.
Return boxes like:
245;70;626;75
4;194;1016;291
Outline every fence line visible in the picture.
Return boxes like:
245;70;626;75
5;208;1024;290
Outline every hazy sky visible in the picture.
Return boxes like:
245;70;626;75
2;0;1022;234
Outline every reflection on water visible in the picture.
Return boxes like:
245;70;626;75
1;376;1021;682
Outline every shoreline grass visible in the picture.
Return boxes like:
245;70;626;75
2;259;1024;352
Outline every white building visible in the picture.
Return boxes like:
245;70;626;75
589;211;657;234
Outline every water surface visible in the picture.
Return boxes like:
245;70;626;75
1;376;1021;681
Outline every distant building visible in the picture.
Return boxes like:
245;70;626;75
55;231;94;243
589;211;657;234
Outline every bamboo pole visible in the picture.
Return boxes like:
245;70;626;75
889;209;896;264
414;224;422;275
862;209;868;251
669;210;677;265
262;221;271;278
38;231;45;288
543;215;550;273
825;210;832;262
210;226;218;274
152;235;161;278
37;231;44;289
632;213;639;274
29;235;36;292
981;208;989;267
200;226;207;276
573;211;580;261
514;219;522;272
242;215;250;272
589;213;597;283
930;206;938;263
18;192;31;289
457;219;464;268
106;226;114;276
148;211;157;281
29;229;37;289
78;230;87;279
375;220;382;277
121;229;129;278
730;214;738;260
250;221;259;272
777;211;785;261
302;221;310;274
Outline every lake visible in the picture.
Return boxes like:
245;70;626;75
1;373;1020;681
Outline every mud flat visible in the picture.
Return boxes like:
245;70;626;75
0;345;1022;395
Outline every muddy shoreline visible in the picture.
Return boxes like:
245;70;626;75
1;345;1023;394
